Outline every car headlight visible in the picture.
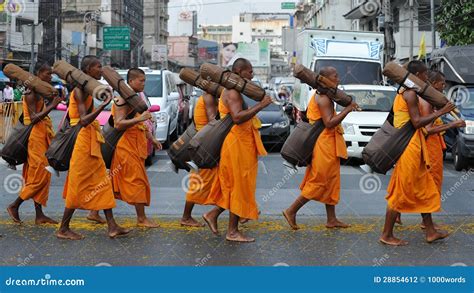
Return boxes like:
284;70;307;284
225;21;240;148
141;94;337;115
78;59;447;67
465;120;474;134
342;122;355;135
154;112;168;124
273;120;289;129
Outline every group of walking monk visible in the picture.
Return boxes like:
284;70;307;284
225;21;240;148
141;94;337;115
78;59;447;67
4;56;465;245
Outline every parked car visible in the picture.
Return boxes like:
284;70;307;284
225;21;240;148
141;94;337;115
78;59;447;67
442;86;474;170
56;90;160;166
117;68;179;148
336;85;397;159
243;91;291;148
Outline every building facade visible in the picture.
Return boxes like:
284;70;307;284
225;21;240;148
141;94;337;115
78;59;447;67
143;0;169;67
198;24;232;43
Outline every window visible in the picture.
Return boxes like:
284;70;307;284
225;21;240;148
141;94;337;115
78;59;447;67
16;18;33;33
266;29;274;34
393;8;400;33
240;32;243;35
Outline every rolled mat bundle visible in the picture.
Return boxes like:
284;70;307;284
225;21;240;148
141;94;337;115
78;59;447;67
3;64;58;99
293;64;352;107
280;120;325;169
101;66;148;113
383;62;449;109
53;60;111;101
188;115;234;169
362;119;416;174
167;123;198;172
200;63;265;101
179;68;224;97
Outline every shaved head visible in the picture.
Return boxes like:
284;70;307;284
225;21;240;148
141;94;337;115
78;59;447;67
231;58;253;80
319;66;337;78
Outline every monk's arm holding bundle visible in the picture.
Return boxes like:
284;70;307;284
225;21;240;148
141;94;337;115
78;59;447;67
203;93;217;121
419;98;466;135
318;95;359;129
404;90;456;129
226;89;272;125
25;92;63;124
77;88;112;126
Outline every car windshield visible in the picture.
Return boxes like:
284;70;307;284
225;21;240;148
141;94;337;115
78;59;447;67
315;60;383;85
119;73;163;98
336;89;396;112
458;87;474;110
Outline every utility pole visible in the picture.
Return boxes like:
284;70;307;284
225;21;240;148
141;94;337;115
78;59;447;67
29;23;36;73
409;0;414;61
430;0;436;50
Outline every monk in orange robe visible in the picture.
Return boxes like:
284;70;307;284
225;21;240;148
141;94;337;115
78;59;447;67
380;60;456;246
7;63;63;225
396;70;465;228
203;58;272;242
180;87;219;227
57;56;130;240
111;68;162;228
283;67;359;230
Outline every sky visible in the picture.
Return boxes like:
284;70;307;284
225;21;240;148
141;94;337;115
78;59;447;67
168;0;292;35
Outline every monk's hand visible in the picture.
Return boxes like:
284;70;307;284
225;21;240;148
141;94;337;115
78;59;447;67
453;119;466;128
139;111;152;122
259;95;273;109
100;93;113;108
439;102;456;116
344;101;359;113
51;95;64;107
152;138;162;151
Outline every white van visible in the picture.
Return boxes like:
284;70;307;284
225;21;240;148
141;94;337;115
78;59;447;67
117;68;179;148
336;85;397;158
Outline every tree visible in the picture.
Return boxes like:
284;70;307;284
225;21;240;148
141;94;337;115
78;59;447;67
437;0;474;46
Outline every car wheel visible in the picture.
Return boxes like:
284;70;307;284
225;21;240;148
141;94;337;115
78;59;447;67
453;141;468;171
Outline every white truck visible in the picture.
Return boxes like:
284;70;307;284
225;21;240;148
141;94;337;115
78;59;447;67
292;29;385;121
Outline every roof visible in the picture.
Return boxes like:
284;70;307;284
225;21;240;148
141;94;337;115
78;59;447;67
340;84;397;91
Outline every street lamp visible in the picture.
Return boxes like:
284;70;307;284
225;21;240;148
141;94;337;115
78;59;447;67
138;36;153;67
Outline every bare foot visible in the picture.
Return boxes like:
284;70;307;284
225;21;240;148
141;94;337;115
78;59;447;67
86;212;106;224
226;231;255;243
108;226;132;239
35;215;59;225
379;236;408;246
7;206;22;224
326;219;350;229
180;217;205;227
202;214;219;235
282;210;299;230
395;215;403;226
137;218;160;228
426;231;449;243
56;229;84;240
420;222;442;230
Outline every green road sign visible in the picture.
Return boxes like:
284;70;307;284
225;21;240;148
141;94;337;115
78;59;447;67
281;2;296;9
103;26;130;50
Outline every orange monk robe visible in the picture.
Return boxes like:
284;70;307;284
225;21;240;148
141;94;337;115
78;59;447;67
185;95;218;205
111;105;151;206
19;95;54;206
63;91;116;210
425;118;446;194
208;93;267;220
299;94;347;205
386;93;440;213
